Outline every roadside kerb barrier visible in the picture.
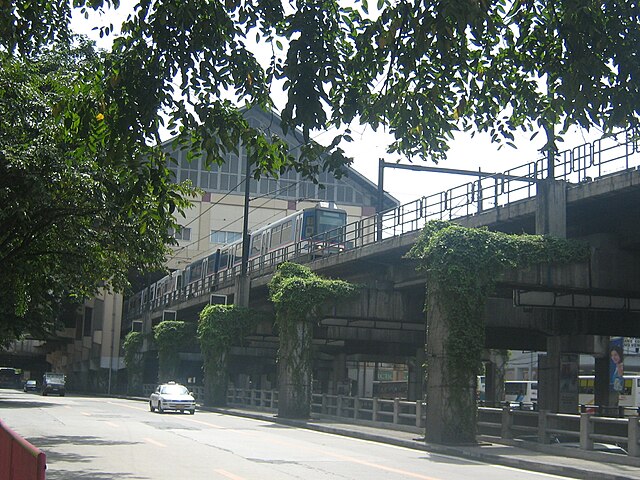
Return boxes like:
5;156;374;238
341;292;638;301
0;418;46;480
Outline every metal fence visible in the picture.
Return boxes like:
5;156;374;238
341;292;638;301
478;406;640;457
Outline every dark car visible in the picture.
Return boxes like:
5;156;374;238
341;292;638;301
23;380;38;392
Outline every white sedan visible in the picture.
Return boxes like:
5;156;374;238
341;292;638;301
149;382;196;415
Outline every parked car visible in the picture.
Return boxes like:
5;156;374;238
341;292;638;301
42;372;65;396
23;380;38;392
149;382;196;415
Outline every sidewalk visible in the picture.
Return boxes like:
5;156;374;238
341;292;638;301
201;405;640;480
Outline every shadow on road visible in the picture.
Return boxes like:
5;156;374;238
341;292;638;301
0;399;56;409
26;434;142;466
46;469;150;480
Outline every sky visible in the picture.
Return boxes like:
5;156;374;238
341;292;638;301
70;4;603;207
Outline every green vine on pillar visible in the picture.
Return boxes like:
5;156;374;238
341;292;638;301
407;220;589;443
269;262;358;418
123;330;144;395
197;304;262;406
153;320;194;383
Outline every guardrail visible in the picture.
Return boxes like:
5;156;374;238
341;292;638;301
311;394;425;430
478;406;640;457
0;419;46;480
222;388;425;431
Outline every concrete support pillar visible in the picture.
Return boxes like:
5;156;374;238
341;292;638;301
486;352;507;407
234;275;250;307
594;355;615;408
332;353;348;395
277;320;313;419
408;347;425;401
535;180;567;237
628;417;640;457
424;286;476;444
501;405;513;439
538;337;561;413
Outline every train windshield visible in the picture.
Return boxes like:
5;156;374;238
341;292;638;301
316;210;347;237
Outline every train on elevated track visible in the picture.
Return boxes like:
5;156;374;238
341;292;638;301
127;202;349;316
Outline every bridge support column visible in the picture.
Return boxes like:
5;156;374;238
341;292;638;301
331;353;349;395
277;320;313;419
536;180;566;237
234;275;250;307
408;347;425;401
594;352;616;408
484;351;506;407
538;337;561;413
424;287;476;444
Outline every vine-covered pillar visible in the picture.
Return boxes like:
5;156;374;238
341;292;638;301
127;353;144;396
424;285;477;444
278;319;313;418
203;351;229;407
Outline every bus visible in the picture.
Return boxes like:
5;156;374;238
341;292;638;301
504;380;538;404
579;375;640;407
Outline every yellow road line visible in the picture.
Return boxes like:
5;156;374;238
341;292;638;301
108;401;147;412
247;434;442;480
213;469;246;480
143;437;166;447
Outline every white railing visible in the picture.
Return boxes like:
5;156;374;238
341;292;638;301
223;389;425;431
478;406;640;457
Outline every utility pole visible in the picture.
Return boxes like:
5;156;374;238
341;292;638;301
236;152;252;307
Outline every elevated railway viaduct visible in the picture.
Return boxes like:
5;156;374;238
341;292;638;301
130;130;640;434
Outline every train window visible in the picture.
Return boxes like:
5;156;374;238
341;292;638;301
219;251;229;269
206;254;217;276
251;235;262;257
190;261;203;282
271;225;282;247
281;221;292;244
317;211;346;231
233;243;242;264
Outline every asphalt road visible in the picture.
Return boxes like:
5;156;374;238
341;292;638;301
0;390;573;480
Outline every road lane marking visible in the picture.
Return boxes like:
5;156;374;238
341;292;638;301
108;401;147;412
81;412;91;416
103;421;119;428
243;434;441;480
183;417;225;429
143;437;166;447
213;469;246;480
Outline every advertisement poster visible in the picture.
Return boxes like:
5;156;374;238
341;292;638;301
610;337;624;393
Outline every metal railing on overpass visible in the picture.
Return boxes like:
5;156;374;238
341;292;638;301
129;127;640;318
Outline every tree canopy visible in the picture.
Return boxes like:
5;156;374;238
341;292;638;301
0;41;195;343
2;0;639;342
